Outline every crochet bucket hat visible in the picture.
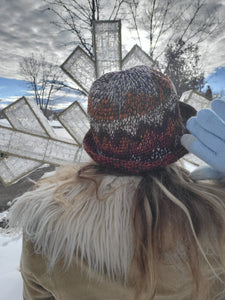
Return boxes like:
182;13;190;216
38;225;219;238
83;65;196;174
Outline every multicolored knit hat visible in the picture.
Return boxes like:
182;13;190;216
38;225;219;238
83;65;196;174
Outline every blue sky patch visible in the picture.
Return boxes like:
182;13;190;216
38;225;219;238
206;67;225;94
0;77;31;99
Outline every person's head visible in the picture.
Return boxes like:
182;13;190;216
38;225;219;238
83;65;195;175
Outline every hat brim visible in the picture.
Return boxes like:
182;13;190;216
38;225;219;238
178;101;197;128
83;102;196;174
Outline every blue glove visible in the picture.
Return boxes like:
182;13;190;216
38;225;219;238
181;99;225;180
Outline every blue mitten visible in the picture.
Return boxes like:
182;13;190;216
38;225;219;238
181;99;225;180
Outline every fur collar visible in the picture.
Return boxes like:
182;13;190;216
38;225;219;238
9;173;141;282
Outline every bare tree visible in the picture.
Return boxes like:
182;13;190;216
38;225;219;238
20;54;68;115
44;0;223;91
44;0;128;58
127;0;223;68
124;0;142;47
205;85;212;100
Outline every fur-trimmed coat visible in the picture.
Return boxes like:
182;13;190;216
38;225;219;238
9;167;225;300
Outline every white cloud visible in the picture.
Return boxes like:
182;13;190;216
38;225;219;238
0;0;75;80
0;0;225;82
0;98;17;109
2;96;20;102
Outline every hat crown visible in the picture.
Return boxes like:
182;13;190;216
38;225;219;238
84;66;187;174
88;66;176;122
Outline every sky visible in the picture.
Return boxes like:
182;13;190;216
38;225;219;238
0;0;75;80
0;0;225;108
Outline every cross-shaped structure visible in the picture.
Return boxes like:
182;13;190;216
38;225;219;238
0;97;90;185
0;20;155;186
61;20;155;94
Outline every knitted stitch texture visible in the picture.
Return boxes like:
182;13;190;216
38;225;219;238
83;65;191;174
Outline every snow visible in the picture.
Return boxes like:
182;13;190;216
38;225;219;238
49;120;62;128
0;233;23;300
0;118;11;127
0;211;22;299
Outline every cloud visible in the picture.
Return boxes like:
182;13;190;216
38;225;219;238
199;35;225;75
0;0;225;84
0;98;18;109
0;0;75;80
52;99;88;111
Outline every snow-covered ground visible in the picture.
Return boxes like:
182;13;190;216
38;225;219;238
0;228;22;300
0;118;23;299
0;118;11;127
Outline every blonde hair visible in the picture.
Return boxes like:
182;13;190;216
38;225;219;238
33;162;225;299
131;164;225;299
